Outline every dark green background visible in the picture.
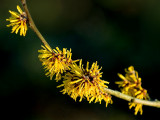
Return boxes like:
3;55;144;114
1;0;160;119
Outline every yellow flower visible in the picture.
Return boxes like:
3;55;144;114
129;89;149;115
38;45;76;81
115;66;141;94
129;103;143;115
58;60;112;107
6;5;27;36
116;66;150;115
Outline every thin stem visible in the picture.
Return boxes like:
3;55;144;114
21;0;52;50
104;88;160;108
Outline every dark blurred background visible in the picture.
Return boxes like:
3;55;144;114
1;0;160;119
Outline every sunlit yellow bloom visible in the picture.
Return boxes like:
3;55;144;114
116;66;149;115
38;45;76;81
129;88;149;115
6;5;27;36
115;66;142;94
129;103;143;115
58;60;112;107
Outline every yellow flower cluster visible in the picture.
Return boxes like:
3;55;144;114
38;45;76;81
6;5;27;36
58;60;112;107
38;44;112;107
38;45;112;107
116;66;149;115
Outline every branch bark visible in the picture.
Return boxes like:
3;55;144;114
104;88;160;108
21;0;52;50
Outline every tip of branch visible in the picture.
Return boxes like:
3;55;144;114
21;0;26;6
155;99;159;102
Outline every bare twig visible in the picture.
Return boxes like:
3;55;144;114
104;88;160;108
21;0;52;49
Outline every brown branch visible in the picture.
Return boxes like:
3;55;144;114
21;0;52;49
104;88;160;108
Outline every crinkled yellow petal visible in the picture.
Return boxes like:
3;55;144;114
118;73;126;81
70;79;83;84
20;21;23;36
9;10;19;18
10;19;19;23
17;5;23;14
7;23;15;27
24;22;27;36
45;44;53;52
15;25;21;34
11;25;19;33
128;66;134;72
